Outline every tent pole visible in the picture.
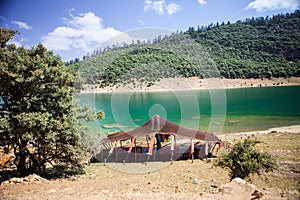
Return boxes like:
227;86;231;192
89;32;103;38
190;139;195;163
134;137;137;162
148;133;156;155
146;133;156;164
124;137;136;163
128;137;136;152
105;140;116;163
170;135;175;164
146;135;149;148
115;146;118;161
218;142;223;155
211;142;217;157
205;142;208;162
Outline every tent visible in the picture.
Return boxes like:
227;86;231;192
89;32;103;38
94;115;222;163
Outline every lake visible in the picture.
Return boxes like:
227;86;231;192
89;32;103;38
80;86;300;136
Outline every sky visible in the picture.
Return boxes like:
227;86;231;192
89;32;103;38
1;0;299;61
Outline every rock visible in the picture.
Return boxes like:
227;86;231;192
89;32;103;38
175;185;179;193
194;178;199;184
102;189;112;197
251;189;264;198
1;174;49;186
58;187;76;195
47;189;57;193
280;191;286;197
10;177;22;183
219;178;259;200
68;175;77;181
24;174;40;182
232;178;256;189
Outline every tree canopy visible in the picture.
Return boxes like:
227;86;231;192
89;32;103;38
0;28;83;176
187;10;300;79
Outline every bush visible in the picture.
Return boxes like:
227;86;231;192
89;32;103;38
214;138;277;180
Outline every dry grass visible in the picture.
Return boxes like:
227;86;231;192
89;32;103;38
83;159;230;193
223;132;300;191
256;132;300;151
1;131;299;199
249;174;299;191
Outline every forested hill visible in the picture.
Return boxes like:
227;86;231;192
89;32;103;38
186;10;300;79
69;10;300;86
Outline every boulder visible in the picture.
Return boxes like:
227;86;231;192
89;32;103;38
218;178;262;200
251;189;264;198
1;174;49;186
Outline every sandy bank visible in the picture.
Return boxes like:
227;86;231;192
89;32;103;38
219;125;300;140
80;77;300;93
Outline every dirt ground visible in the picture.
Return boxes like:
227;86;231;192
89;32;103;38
0;132;299;200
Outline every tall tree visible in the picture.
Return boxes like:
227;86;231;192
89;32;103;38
0;28;82;176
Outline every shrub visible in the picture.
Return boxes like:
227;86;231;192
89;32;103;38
214;138;277;180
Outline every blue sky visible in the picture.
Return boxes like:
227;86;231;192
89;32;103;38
1;0;299;61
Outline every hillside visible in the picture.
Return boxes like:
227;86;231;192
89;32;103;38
69;10;300;86
187;10;300;79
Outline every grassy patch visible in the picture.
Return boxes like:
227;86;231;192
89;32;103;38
256;133;300;151
249;174;299;191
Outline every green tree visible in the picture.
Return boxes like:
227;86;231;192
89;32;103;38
0;28;83;176
214;138;277;180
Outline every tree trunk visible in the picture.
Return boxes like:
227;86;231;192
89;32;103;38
17;153;29;176
14;142;29;176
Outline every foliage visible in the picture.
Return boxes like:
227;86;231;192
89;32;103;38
100;47;196;85
74;104;105;151
0;28;86;176
187;10;300;79
214;138;277;180
69;10;300;86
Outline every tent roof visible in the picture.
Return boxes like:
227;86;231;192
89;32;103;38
104;115;220;142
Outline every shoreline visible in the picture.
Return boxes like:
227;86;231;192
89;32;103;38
219;125;300;140
80;77;300;94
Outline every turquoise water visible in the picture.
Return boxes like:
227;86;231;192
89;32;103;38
80;86;300;136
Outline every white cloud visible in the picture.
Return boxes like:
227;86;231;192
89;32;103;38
197;0;207;6
144;0;181;15
166;3;181;15
12;20;32;30
245;0;299;12
152;1;165;15
42;12;122;53
138;19;144;25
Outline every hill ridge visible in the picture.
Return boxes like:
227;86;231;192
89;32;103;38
69;10;300;86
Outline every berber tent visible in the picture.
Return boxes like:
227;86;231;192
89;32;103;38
95;115;222;163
